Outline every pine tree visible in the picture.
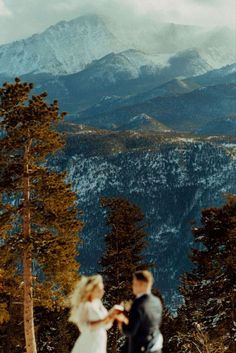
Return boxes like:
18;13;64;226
173;195;236;353
0;79;83;353
36;307;78;353
100;196;151;353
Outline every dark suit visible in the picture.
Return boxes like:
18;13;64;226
122;293;163;353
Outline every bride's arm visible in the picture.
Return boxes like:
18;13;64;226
86;303;122;329
89;306;123;329
88;314;115;330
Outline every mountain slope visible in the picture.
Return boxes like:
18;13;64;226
116;113;173;132
0;47;211;113
57;129;236;308
112;21;236;68
77;63;236;119
75;83;236;131
0;15;123;75
0;13;235;77
195;115;236;135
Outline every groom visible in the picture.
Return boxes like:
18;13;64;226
118;270;163;353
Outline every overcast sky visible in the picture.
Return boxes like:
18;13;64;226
0;0;235;44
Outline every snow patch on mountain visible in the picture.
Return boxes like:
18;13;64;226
1;14;234;77
0;15;123;76
63;139;236;308
121;49;170;70
82;49;171;83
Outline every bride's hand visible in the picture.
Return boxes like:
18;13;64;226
104;315;115;324
107;310;118;320
108;304;124;317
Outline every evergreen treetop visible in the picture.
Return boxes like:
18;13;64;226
100;196;151;353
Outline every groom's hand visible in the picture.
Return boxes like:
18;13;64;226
118;321;123;332
116;313;128;325
117;314;128;333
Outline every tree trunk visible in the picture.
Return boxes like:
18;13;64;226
23;140;37;353
108;229;120;353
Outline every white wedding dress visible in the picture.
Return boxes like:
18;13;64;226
71;299;111;353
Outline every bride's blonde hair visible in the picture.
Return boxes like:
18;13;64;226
68;274;103;323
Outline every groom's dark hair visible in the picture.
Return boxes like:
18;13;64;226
133;270;154;286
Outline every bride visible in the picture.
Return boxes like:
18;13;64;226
69;274;117;353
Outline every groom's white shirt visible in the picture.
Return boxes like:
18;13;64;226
150;333;163;351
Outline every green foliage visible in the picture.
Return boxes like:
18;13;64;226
100;196;151;353
0;305;78;353
0;79;82;313
170;194;236;353
36;308;78;353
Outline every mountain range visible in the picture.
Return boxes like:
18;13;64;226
0;14;235;136
0;15;122;76
1;14;236;309
0;14;235;77
77;82;236;132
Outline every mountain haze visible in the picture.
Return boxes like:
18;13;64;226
0;14;235;77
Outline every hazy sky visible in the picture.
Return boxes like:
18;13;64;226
0;0;235;44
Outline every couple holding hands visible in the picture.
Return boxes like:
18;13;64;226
69;270;163;353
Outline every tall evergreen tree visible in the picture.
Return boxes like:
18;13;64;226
100;196;151;353
173;195;236;353
0;79;82;353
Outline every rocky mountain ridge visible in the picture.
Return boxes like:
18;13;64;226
0;14;235;76
51;127;236;308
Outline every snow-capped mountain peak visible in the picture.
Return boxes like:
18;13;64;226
0;14;123;76
0;13;234;77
